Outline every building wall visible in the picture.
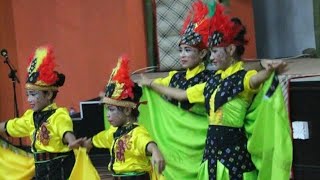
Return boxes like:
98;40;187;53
229;0;257;59
0;0;22;123
253;0;316;58
0;0;256;144
0;0;148;122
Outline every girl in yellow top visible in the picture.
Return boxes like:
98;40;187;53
0;45;81;179
148;1;266;114
138;4;287;180
80;55;165;180
151;1;211;114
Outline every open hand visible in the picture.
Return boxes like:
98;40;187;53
135;74;153;87
265;61;288;74
151;148;166;174
261;60;288;74
68;137;87;149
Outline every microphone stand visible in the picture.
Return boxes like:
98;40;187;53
2;54;22;146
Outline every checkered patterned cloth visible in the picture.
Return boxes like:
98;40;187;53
278;75;298;110
156;0;193;71
279;74;319;111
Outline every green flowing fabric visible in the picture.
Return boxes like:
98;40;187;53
197;74;292;180
138;73;292;180
138;88;208;180
245;73;293;180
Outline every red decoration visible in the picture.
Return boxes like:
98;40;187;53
209;4;243;47
181;0;210;47
111;55;134;100
27;45;58;86
37;46;58;85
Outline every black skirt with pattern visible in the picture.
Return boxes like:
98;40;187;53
34;151;75;180
203;125;256;180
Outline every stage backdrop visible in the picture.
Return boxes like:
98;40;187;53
0;0;147;119
0;0;256;145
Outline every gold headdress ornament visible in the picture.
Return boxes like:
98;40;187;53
25;45;65;91
102;55;144;109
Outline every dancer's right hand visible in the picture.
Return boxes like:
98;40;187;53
136;74;154;87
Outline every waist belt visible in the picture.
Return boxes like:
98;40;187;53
113;172;149;180
34;151;72;162
208;125;247;147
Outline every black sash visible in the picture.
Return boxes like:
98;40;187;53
168;70;212;110
265;74;279;98
32;109;56;152
110;124;138;174
204;70;246;114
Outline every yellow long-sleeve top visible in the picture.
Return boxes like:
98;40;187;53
92;124;153;174
153;63;206;86
186;61;260;127
6;103;73;153
154;63;210;114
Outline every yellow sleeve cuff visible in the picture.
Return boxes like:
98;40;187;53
54;108;74;138
134;126;153;156
6;110;33;137
186;83;206;104
244;70;260;93
92;127;116;148
153;71;178;87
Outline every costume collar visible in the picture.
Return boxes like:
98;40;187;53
186;63;206;80
114;122;138;139
41;103;58;112
216;61;244;79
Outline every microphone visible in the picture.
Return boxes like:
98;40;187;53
1;49;8;58
1;48;20;83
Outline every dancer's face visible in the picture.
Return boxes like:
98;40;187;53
210;46;234;71
26;90;51;112
179;44;205;70
106;105;129;127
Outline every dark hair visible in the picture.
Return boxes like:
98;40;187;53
131;83;142;103
43;72;64;102
122;83;142;119
231;17;248;59
44;90;59;102
117;106;140;121
54;72;65;87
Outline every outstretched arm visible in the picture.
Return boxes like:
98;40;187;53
64;132;85;149
147;142;165;174
137;74;188;101
250;61;287;89
244;59;286;71
81;138;93;152
244;60;263;71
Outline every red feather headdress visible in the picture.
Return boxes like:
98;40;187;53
208;3;245;48
25;45;64;91
179;0;211;49
102;55;138;108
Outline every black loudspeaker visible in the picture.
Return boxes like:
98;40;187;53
290;79;320;179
